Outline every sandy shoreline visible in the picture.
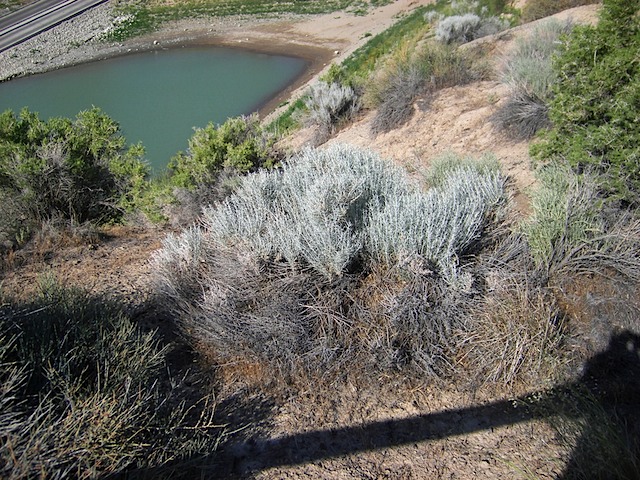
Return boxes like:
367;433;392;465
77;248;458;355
0;0;432;118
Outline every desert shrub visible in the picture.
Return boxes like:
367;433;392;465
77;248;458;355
302;80;360;145
531;0;640;204
556;210;640;282
200;144;506;278
491;90;551;140
435;13;508;44
369;43;477;134
153;241;329;375
421;150;501;187
521;0;600;23
0;190;30;253
365;161;506;279
0;280;219;479
153;146;508;378
522;162;640;285
144;114;281;225
491;19;573;140
368;62;425;135
334;264;472;377
0;108;149;245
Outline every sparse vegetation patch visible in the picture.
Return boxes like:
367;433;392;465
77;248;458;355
0;280;219;479
521;0;600;23
107;0;357;40
368;43;477;134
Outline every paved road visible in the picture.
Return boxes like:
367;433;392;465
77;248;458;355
0;0;107;52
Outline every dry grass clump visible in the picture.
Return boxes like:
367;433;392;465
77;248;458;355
491;18;574;140
368;43;478;134
0;280;220;479
461;275;566;388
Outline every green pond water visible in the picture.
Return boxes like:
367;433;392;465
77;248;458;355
0;47;307;171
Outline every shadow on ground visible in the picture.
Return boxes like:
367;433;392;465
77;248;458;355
123;331;640;479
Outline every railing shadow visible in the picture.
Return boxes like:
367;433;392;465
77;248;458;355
122;331;640;478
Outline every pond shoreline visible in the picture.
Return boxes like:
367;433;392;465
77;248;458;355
0;4;335;119
0;0;429;118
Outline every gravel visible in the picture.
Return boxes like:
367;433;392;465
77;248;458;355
0;2;127;81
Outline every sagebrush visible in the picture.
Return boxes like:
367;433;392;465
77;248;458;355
434;13;508;44
302;80;360;145
369;43;477;134
153;146;508;379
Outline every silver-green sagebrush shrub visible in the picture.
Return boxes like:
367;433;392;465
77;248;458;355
303;81;360;144
366;155;505;279
199;144;506;278
152;146;508;377
435;13;508;44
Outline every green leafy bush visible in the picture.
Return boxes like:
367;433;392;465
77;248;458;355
0;108;149;245
0;280;218;478
531;0;640;204
168;114;278;189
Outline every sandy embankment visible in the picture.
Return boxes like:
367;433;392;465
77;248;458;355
0;0;433;116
